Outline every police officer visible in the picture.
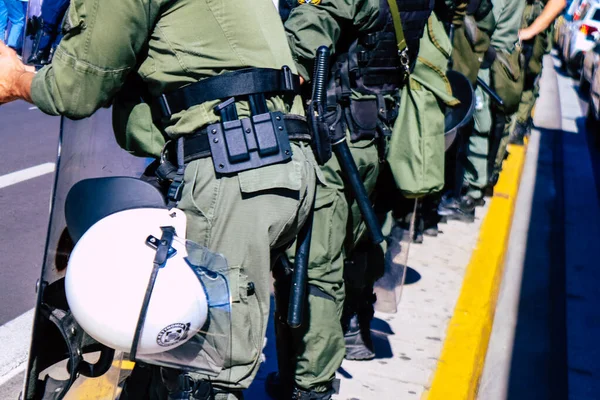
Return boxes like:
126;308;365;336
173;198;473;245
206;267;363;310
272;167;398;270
0;0;317;398
268;0;432;398
439;0;528;220
391;0;470;240
509;0;566;144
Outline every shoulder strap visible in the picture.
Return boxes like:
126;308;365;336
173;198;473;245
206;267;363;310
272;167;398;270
385;0;407;53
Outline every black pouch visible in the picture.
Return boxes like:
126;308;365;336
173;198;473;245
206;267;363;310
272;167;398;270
207;111;293;175
346;98;379;142
325;104;346;144
307;101;333;165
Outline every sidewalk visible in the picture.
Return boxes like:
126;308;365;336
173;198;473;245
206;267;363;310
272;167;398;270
334;204;491;399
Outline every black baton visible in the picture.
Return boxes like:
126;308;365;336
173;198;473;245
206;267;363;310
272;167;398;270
476;76;505;107
332;141;384;244
287;46;329;328
287;196;315;328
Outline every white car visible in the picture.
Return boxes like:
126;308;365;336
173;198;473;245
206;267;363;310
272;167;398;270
562;1;600;75
557;0;586;54
580;34;600;92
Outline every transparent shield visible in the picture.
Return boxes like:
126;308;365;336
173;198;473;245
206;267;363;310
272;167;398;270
23;110;150;400
133;240;233;379
373;199;417;313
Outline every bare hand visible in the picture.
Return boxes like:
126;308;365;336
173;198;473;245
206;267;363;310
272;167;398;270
0;42;34;104
518;27;536;42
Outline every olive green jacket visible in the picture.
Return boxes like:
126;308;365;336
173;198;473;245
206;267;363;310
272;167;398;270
284;0;382;81
31;0;304;157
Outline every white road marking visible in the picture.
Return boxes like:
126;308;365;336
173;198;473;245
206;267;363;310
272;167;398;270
28;106;38;111
0;364;25;387
0;163;55;190
0;309;34;386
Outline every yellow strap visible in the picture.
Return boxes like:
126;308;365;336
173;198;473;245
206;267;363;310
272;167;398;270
386;0;407;52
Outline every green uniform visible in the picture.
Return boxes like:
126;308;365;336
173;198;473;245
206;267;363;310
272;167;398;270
487;0;548;176
464;0;526;199
282;0;387;393
30;0;318;397
513;0;548;126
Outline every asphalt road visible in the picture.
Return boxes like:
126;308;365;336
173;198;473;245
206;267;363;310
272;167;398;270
0;101;59;325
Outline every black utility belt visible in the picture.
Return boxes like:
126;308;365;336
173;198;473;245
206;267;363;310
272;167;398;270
176;113;310;175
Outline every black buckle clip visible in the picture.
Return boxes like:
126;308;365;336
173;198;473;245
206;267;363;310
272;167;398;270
282;65;295;92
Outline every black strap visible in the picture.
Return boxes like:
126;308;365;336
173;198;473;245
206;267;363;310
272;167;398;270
130;227;176;361
154;67;301;117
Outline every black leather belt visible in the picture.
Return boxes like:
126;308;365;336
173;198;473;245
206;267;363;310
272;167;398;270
180;114;310;164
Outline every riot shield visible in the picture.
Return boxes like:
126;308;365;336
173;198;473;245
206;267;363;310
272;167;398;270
22;110;149;400
22;110;234;399
373;200;417;314
444;71;476;151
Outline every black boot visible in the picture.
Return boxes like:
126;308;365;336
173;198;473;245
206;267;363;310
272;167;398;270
344;314;375;360
291;386;335;400
437;195;476;223
266;373;337;400
509;119;531;145
413;216;424;243
422;196;441;237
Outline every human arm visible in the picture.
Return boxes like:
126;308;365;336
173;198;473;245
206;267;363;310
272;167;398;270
1;0;162;119
519;0;567;41
284;0;379;81
0;42;34;104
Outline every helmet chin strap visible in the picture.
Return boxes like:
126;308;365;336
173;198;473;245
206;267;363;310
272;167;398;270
130;226;176;361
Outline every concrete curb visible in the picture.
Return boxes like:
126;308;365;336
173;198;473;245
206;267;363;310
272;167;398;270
422;142;528;400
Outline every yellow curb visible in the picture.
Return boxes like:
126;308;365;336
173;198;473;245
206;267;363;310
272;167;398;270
423;143;527;400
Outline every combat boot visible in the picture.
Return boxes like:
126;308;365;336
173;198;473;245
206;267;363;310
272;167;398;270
437;195;476;223
291;386;335;400
266;373;338;400
344;314;375;360
509;119;531;145
422;197;440;237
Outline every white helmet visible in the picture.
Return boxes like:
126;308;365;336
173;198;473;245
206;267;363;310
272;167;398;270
65;207;209;355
